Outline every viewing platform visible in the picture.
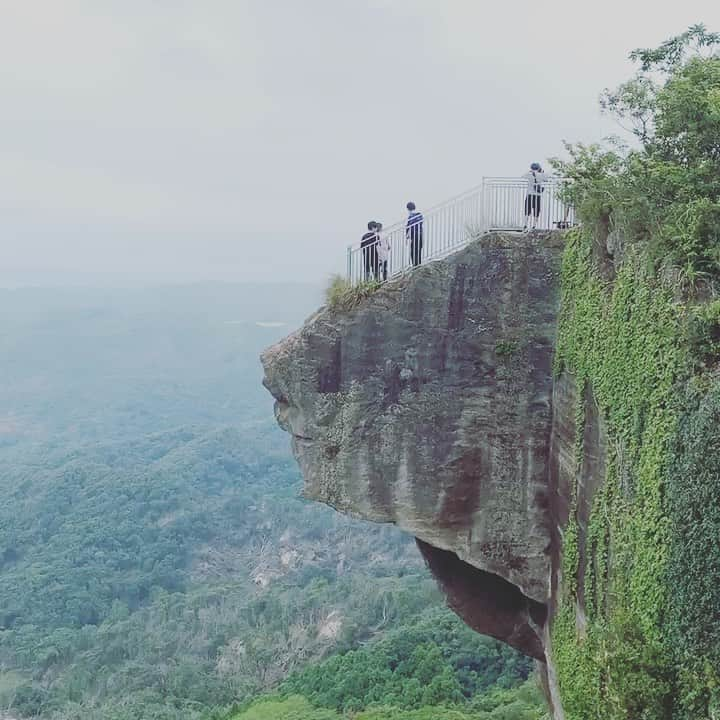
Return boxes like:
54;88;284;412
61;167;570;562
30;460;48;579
347;177;574;285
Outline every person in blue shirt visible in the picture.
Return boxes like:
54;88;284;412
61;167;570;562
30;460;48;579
406;202;424;267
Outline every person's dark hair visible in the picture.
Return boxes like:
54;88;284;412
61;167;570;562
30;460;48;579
530;162;541;171
367;221;376;230
407;202;416;211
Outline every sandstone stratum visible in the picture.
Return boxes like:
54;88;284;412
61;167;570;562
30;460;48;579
262;231;587;715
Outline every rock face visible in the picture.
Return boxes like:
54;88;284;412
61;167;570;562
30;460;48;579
262;231;566;660
416;539;548;660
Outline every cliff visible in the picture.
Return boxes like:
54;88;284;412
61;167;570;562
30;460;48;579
261;228;720;719
262;232;567;664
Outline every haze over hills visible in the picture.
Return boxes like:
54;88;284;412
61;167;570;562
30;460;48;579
2;2;719;718
0;283;321;445
0;284;539;720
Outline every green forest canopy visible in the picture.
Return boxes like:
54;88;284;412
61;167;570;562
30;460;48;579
0;286;538;720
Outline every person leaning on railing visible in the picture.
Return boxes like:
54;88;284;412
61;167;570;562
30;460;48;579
376;222;391;281
361;221;379;281
406;202;424;266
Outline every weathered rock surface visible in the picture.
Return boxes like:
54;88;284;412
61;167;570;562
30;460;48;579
416;539;548;660
262;231;564;614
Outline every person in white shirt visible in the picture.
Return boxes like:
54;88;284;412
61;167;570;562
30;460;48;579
376;222;391;281
523;162;547;231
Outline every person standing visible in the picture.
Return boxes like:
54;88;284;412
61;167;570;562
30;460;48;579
376;222;391;281
361;221;379;281
523;163;547;231
406;202;424;267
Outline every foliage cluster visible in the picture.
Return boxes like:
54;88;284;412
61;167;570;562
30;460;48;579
280;608;533;714
553;204;720;719
228;682;545;720
325;276;381;312
665;380;720;718
495;340;519;357
219;612;543;720
0;426;433;720
552;228;683;719
551;26;720;719
552;25;720;284
687;299;720;367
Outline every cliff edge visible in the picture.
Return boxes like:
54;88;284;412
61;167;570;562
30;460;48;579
262;231;569;665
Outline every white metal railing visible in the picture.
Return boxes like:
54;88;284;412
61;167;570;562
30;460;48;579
347;177;575;285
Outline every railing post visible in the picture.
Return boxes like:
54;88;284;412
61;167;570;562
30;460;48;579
481;178;487;234
347;245;352;283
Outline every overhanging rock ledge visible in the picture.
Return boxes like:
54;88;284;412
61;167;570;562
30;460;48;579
261;231;568;661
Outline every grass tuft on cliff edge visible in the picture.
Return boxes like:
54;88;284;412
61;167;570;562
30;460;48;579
325;275;382;312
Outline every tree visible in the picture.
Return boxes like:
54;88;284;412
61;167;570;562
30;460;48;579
554;26;720;279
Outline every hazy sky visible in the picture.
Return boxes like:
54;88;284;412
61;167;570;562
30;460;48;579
1;1;718;287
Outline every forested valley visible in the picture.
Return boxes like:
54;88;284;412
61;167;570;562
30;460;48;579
0;284;544;720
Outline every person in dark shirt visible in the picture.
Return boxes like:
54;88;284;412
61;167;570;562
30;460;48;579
361;221;379;281
406;202;424;267
523;162;547;231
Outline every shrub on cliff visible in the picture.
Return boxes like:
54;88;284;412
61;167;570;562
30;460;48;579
553;25;720;282
325;275;381;312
